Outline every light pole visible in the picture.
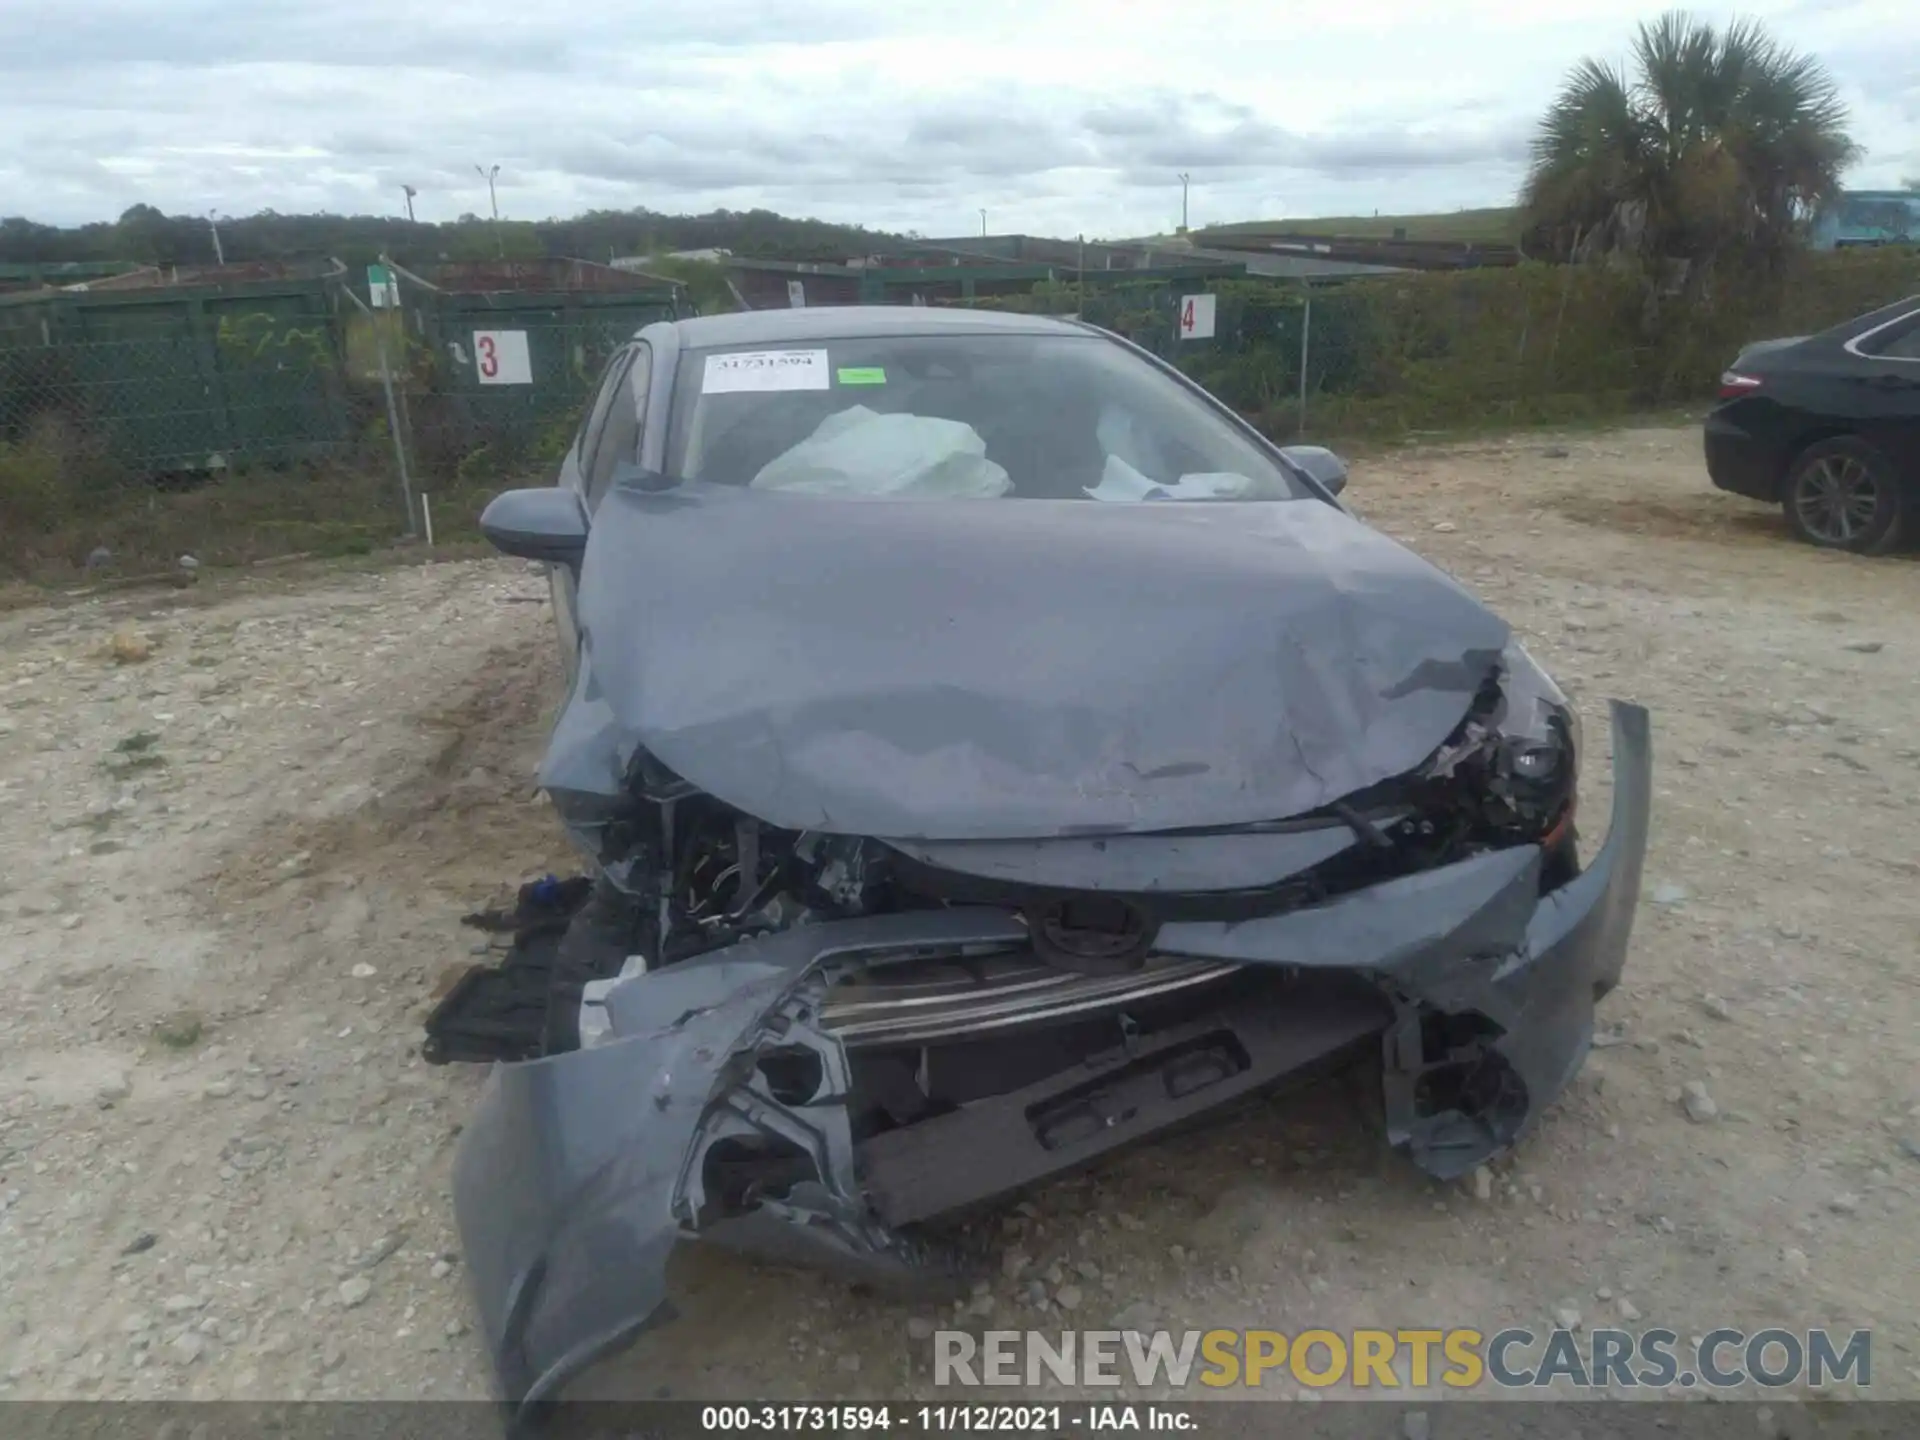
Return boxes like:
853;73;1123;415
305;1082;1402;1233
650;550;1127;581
208;210;225;266
979;208;987;238
476;164;502;256
402;184;418;223
1178;173;1190;233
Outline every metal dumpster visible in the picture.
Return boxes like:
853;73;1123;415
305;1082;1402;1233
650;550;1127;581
0;264;349;476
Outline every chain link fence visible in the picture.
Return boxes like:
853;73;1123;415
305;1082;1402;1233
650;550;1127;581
5;247;1917;587
957;245;1920;440
0;269;679;583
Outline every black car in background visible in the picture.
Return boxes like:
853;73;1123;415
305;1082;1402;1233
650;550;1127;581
1705;295;1920;553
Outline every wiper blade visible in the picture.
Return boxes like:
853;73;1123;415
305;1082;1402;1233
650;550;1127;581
1330;799;1395;851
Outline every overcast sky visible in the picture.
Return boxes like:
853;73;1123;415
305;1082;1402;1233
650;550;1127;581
1;0;1914;236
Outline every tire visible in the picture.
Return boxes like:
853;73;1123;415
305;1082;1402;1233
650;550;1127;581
1781;437;1908;555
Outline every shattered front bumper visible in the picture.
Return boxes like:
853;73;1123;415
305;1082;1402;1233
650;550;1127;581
453;702;1651;1411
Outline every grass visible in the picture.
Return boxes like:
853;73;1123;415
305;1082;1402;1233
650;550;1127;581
153;1011;204;1049
1203;207;1520;244
1;437;504;591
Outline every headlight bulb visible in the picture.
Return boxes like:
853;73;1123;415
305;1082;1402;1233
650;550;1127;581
1506;741;1563;783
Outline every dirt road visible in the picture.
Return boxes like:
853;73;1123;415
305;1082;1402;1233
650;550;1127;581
2;424;1916;1405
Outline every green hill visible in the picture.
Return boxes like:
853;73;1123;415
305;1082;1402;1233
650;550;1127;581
1202;207;1519;243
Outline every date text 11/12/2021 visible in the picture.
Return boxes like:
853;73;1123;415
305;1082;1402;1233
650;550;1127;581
700;1405;1195;1432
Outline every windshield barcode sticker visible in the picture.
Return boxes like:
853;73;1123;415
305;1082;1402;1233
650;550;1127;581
703;349;831;394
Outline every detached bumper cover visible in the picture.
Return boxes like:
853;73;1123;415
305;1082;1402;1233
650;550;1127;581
453;702;1651;1411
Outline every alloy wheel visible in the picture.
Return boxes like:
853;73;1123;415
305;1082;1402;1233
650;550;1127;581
1792;454;1882;545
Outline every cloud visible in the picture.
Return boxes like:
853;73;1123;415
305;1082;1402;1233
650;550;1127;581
0;0;1912;234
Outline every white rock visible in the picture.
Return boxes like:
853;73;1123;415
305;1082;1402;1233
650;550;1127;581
337;1277;372;1308
349;963;377;979
1680;1081;1718;1123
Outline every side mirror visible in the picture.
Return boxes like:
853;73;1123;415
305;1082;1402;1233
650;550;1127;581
1279;444;1348;497
479;487;589;566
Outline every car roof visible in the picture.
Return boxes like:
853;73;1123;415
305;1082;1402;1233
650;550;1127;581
660;305;1095;350
1822;293;1920;340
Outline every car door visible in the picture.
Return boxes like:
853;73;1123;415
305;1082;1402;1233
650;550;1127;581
550;347;638;677
1843;305;1920;478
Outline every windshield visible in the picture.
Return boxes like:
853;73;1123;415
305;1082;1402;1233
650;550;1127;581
664;332;1309;501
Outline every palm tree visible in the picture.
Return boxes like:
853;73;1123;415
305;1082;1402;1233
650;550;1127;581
1520;13;1859;269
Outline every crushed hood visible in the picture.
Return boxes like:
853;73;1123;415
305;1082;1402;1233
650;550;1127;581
540;484;1510;839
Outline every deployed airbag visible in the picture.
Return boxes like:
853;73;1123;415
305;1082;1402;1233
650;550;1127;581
749;404;1012;499
1083;452;1274;502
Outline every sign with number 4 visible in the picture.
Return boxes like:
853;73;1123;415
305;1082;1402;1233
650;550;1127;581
473;330;533;385
1177;293;1216;341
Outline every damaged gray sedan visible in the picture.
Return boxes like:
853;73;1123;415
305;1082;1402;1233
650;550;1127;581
450;306;1652;1410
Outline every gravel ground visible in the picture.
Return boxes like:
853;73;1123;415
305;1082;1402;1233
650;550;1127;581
2;422;1916;1408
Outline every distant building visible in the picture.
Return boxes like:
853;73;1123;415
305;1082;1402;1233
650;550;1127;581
1810;192;1920;250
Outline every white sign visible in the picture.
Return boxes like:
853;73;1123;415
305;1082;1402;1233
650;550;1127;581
474;330;533;386
367;263;400;309
786;279;807;308
1177;293;1217;340
703;349;831;394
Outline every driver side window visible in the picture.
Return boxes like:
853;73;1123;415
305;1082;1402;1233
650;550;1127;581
586;344;651;509
573;348;634;493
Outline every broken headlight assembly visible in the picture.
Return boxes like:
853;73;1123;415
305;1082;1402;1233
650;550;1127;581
1421;641;1580;854
1493;637;1579;790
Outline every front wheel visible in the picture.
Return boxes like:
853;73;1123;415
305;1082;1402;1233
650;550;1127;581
1782;437;1907;554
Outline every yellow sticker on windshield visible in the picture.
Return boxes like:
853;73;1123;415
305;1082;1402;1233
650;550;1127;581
837;367;886;385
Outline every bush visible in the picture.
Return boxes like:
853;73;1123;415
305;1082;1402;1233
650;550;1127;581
0;426;74;533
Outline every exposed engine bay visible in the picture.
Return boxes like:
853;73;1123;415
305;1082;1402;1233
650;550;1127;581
577;644;1579;983
423;648;1591;1257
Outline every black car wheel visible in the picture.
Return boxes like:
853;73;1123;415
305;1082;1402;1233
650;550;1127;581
1782;437;1907;554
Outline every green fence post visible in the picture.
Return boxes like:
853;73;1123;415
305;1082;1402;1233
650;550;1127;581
1298;286;1312;437
188;294;236;464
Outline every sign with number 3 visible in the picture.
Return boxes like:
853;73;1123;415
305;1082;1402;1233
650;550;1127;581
473;330;533;385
